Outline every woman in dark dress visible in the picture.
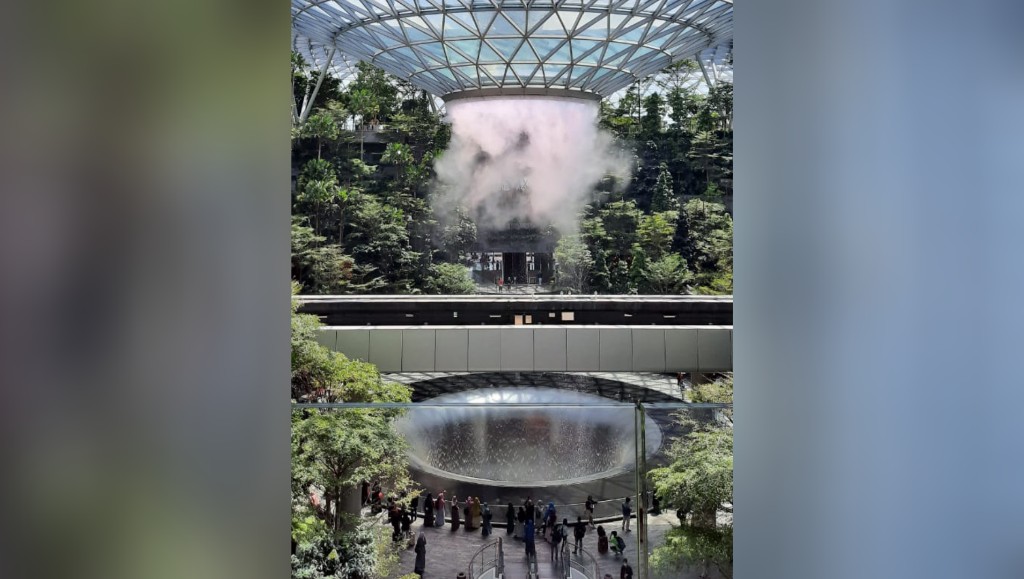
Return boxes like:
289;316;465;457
514;506;526;540
413;532;426;577
423;493;434;527
463;497;473;531
597;525;609;554
506;502;515;535
481;503;493;537
450;496;461;531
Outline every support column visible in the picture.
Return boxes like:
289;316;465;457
634;403;649;579
297;47;335;126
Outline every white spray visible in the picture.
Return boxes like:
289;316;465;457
432;97;631;235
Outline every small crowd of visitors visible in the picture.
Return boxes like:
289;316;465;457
359;481;645;578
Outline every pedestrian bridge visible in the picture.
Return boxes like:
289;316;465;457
316;324;732;373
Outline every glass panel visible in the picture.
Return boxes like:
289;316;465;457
490;38;521;60
488;13;519;37
504;10;528;33
533;12;566;35
443;14;476;38
529;37;563;60
478;42;503;63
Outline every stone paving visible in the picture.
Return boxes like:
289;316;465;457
388;512;725;579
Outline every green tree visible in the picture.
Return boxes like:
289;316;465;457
303;112;339;159
628;244;649;293
650;162;679;213
639;211;679;261
343;192;419;293
641;91;665;136
290;285;413;577
292;217;377;294
642;254;694;294
425;262;476;294
297;158;342;238
649;376;733;578
681;198;733;294
554;234;594;293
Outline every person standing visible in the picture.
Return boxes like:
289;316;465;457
550;518;563;560
514;506;525;540
620;558;634;579
621;497;632;532
596;525;608;554
573;516;586;554
471;497;483;530
400;506;412;541
481;502;493;537
388;502;401;542
413;532;426;577
524;497;535;523
410;493;419;522
423;493;434;528
585;495;596;528
542;501;557;538
524;517;536;560
434;491;446;528
450;496;461;531
464;498;473;531
506;502;515;536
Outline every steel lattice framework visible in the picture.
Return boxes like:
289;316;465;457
293;34;360;82
292;0;732;99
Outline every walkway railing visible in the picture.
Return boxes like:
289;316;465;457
562;547;599;579
468;536;504;579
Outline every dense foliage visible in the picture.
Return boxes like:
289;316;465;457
649;376;734;578
291;54;731;295
291;285;414;578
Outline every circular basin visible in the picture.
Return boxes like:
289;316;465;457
393;387;662;487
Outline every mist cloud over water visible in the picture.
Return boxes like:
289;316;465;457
432;97;631;234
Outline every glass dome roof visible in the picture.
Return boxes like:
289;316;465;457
293;34;360;82
292;0;733;99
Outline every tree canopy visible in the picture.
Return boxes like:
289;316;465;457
291;53;732;297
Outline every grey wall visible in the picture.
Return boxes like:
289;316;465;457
318;325;732;373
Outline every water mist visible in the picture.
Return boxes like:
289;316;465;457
432;96;631;235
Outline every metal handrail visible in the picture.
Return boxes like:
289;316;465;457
468;537;504;579
563;547;599;579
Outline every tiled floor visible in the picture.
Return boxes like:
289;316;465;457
390;512;724;579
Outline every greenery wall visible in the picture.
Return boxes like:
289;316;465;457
291;55;733;295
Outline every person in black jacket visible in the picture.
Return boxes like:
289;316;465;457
573;516;587;554
413;533;426;577
423;493;434;527
506;502;515;535
620;558;633;579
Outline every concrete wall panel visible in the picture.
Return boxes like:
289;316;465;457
500;328;535;371
467;329;501;371
334;329;369;362
534;328;568;371
599;328;633;371
315;328;337;351
632;329;667;372
435;329;469;371
369;329;403;372
566;328;600;371
665;328;699;371
401;329;436;372
697;327;732;371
